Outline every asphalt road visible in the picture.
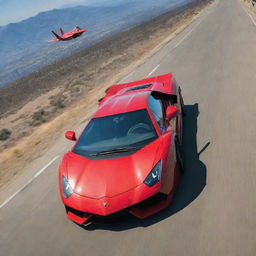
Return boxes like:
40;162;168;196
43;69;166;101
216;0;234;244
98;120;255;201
1;0;256;255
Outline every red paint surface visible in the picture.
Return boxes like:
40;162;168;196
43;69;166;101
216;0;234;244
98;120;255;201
49;27;87;42
58;73;184;225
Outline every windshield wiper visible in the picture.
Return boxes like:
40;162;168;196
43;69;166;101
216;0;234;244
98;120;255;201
89;146;141;156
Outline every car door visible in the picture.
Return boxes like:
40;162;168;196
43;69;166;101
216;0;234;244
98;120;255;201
148;94;176;194
175;87;183;144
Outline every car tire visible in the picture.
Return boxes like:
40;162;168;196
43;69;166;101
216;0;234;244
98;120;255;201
175;138;184;174
179;87;185;117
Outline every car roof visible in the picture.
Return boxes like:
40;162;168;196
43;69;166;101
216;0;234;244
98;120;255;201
93;73;178;118
93;90;150;118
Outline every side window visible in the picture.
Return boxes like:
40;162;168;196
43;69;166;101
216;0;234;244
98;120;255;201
148;95;164;129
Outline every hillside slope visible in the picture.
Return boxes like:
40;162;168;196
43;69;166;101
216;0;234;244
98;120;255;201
0;0;192;87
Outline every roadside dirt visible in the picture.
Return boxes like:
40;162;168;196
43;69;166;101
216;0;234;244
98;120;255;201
241;0;256;18
0;0;213;190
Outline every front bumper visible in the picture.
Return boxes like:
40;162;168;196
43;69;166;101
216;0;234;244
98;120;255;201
65;190;176;226
61;169;180;225
62;183;163;225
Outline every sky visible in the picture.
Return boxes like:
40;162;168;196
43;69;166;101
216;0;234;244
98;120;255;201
0;0;91;26
0;0;184;26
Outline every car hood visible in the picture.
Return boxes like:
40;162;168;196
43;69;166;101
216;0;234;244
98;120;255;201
64;139;161;199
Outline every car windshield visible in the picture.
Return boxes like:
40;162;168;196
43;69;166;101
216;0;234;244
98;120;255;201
73;109;157;156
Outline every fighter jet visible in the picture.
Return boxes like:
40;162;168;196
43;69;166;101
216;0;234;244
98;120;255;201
49;26;87;42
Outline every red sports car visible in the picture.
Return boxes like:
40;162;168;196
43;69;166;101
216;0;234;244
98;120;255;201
58;73;184;226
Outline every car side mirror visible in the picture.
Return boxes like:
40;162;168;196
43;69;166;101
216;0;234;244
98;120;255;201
166;106;179;121
65;131;76;141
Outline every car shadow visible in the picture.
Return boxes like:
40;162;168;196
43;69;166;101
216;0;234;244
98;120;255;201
81;103;208;231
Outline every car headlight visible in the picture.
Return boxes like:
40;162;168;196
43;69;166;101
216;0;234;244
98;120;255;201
61;175;73;198
144;160;162;187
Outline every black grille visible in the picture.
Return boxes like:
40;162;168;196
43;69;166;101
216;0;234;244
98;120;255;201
65;206;87;218
133;193;167;209
126;84;152;92
91;210;132;224
65;205;132;224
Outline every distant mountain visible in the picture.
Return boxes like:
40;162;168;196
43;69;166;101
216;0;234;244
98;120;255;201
0;0;193;87
60;0;126;8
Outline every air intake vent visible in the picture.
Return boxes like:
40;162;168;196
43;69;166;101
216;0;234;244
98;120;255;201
126;83;152;92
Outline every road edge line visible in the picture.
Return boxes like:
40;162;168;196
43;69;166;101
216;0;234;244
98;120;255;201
0;156;59;209
240;0;256;26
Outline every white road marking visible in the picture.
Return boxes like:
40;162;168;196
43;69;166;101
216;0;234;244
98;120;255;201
173;14;205;49
147;64;160;77
174;29;193;48
0;156;59;209
123;70;135;80
241;2;256;26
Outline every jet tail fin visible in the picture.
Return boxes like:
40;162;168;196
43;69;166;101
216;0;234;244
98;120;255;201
60;28;64;36
52;31;63;40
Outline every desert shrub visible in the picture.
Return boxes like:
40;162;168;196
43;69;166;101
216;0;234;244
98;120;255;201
13;149;23;158
0;128;12;141
49;95;66;109
31;109;48;126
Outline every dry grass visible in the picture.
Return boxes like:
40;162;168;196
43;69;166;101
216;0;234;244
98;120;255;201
242;0;256;16
0;129;12;141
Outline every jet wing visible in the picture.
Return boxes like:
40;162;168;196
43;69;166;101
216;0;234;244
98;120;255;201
48;38;60;42
48;31;63;42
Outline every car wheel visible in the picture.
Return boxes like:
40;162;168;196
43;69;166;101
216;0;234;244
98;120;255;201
175;138;184;174
182;105;185;118
179;90;185;117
